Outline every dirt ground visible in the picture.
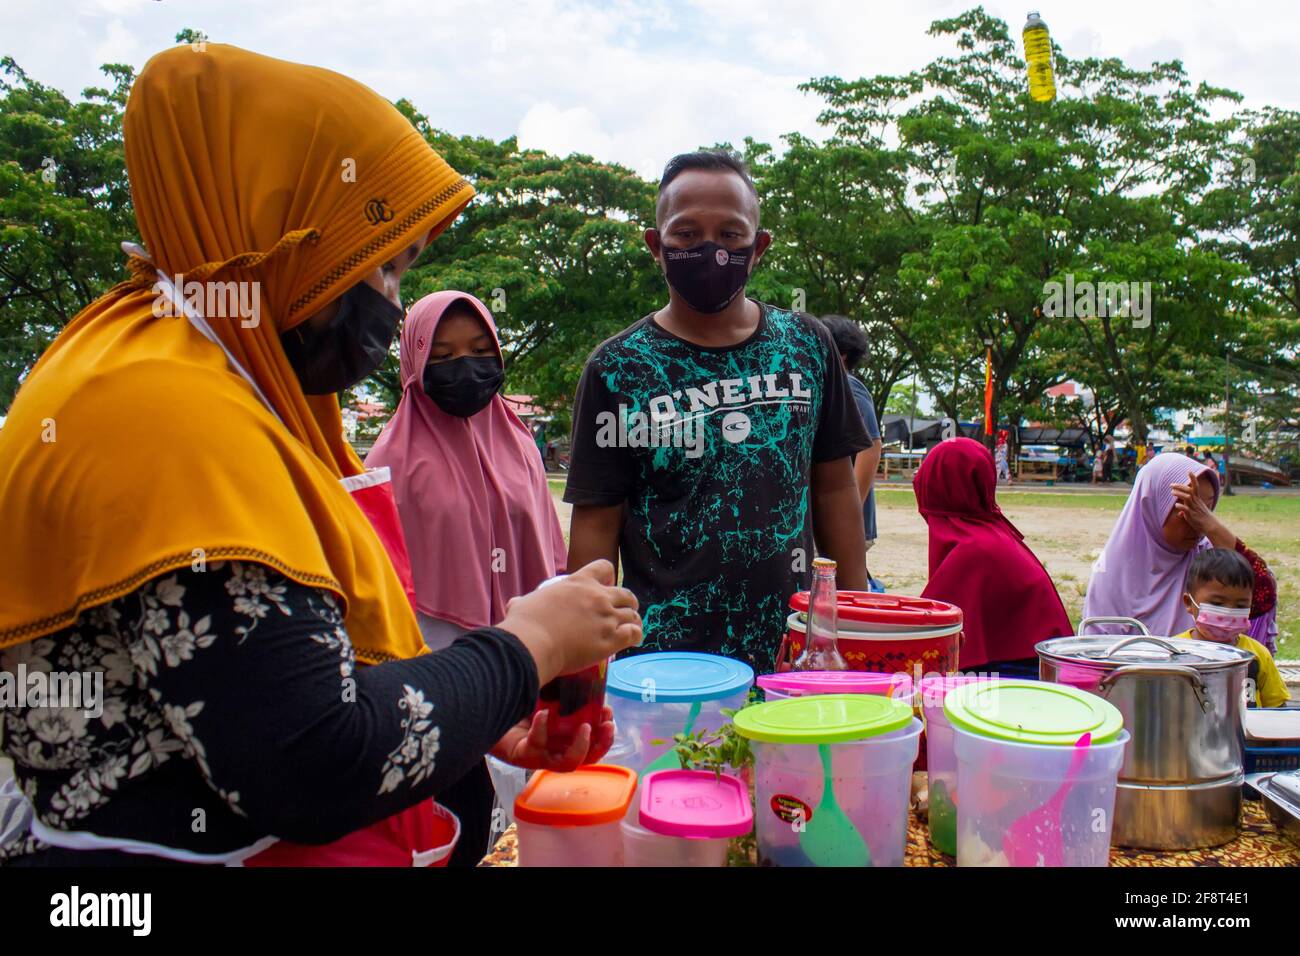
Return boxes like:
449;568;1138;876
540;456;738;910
549;479;1299;659
550;484;1108;611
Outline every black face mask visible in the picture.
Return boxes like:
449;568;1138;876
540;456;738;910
658;234;761;314
281;282;402;395
422;355;505;418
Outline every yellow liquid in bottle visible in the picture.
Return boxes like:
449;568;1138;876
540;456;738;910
1023;21;1056;102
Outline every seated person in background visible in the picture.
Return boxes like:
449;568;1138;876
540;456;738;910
914;437;1073;675
1179;549;1289;708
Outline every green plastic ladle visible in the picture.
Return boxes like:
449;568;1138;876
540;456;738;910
799;743;871;867
641;700;703;776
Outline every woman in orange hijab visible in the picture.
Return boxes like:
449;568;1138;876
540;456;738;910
0;44;640;866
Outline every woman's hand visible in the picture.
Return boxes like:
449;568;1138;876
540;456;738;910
500;560;642;686
1171;471;1236;548
490;705;616;771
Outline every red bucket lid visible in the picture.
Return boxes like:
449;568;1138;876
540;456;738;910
789;591;962;628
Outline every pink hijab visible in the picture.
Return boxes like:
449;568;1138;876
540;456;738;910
366;291;566;630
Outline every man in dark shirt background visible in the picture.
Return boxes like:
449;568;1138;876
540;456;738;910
820;315;883;552
563;150;870;670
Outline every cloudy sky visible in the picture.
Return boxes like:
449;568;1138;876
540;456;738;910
6;0;1300;179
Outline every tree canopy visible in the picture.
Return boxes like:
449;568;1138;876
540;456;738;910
2;11;1295;453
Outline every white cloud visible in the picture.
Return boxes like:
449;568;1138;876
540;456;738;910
2;0;1298;178
518;102;615;160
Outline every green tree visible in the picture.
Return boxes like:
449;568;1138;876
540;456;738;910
0;57;135;409
883;380;928;418
802;7;1253;443
743;134;922;413
371;112;660;430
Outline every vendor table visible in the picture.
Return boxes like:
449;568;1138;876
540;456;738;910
481;799;1297;867
1016;456;1060;482
881;451;926;481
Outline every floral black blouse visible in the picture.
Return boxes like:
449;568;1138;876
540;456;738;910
0;561;537;864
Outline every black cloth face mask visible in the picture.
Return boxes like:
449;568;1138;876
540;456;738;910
422;355;505;418
658;234;762;313
281;282;402;395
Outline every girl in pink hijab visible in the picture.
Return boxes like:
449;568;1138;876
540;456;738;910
366;290;567;864
367;291;566;647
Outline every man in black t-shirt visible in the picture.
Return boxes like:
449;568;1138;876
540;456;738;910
564;150;870;670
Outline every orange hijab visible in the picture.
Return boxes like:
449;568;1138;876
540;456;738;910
0;44;474;664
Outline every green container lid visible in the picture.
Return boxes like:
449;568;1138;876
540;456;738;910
732;693;913;744
943;680;1123;746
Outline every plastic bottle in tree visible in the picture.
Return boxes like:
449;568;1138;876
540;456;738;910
1022;11;1056;103
793;557;849;671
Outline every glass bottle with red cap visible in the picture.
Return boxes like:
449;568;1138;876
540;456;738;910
793;557;849;671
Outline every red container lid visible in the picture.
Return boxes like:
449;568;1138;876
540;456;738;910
789;591;963;629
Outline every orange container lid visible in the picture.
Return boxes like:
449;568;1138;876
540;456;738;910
513;764;637;826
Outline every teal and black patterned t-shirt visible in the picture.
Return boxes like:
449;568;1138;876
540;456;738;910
563;303;869;670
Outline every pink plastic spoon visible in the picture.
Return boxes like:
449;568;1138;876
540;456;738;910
1002;732;1092;867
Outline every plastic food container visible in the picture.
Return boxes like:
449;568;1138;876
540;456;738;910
620;770;753;867
919;675;999;856
944;681;1127;867
735;694;921;867
605;653;754;775
514;764;637;867
779;592;963;678
757;670;914;705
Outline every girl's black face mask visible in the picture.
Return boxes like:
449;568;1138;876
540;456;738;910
281;282;402;395
422;355;505;418
656;232;764;314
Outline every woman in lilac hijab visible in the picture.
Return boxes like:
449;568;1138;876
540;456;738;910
1083;452;1277;641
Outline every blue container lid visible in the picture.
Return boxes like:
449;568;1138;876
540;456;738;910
607;652;754;703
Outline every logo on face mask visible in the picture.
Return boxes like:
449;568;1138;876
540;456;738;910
659;235;762;314
364;198;395;226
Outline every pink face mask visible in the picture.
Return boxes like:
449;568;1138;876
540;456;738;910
1188;596;1250;643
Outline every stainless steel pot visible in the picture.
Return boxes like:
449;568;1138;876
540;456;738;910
1037;617;1254;850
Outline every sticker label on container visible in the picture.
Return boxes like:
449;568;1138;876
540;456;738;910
770;794;812;825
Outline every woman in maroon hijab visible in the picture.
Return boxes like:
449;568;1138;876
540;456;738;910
914;437;1073;674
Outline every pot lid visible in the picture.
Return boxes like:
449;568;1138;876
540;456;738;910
789;590;962;628
1036;634;1254;670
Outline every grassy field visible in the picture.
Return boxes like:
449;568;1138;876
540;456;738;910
548;478;1299;659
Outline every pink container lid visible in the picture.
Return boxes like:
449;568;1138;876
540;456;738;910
919;675;998;717
639;770;753;840
758;671;914;699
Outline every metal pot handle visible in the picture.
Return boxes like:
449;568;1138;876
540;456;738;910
1097;663;1212;714
1078;616;1151;636
1101;635;1181;658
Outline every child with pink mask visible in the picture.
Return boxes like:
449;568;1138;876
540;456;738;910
1178;549;1289;707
